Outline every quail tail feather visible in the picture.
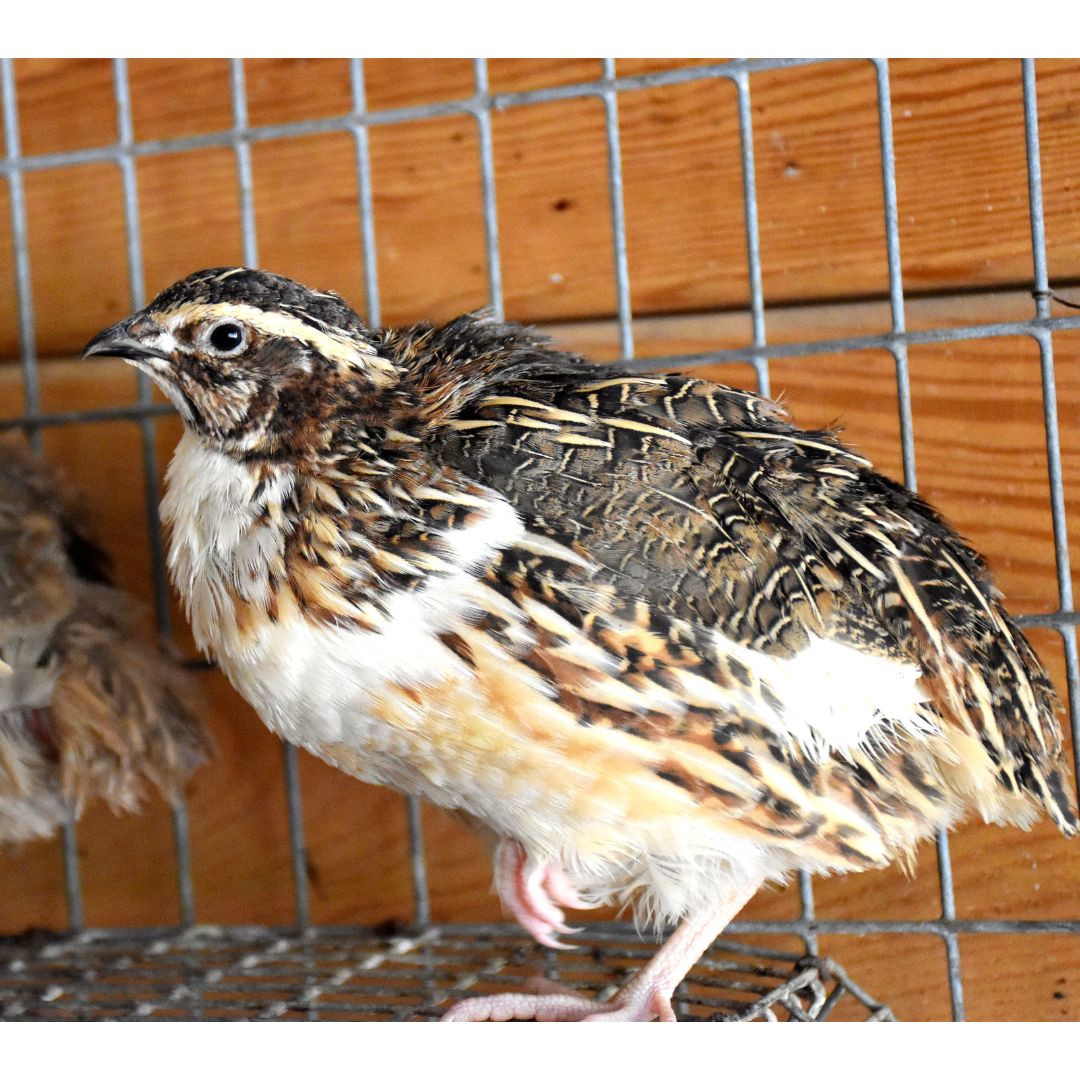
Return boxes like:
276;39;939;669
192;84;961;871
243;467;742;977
768;444;1079;837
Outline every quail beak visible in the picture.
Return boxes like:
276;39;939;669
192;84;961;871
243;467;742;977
82;319;171;371
83;318;196;425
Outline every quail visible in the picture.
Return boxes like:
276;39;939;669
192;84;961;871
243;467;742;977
84;267;1078;1022
0;434;208;844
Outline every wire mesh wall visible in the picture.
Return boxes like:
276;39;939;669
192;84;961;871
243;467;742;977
1;57;1078;1021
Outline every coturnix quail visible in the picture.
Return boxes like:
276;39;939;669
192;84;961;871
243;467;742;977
85;267;1078;1021
0;435;208;844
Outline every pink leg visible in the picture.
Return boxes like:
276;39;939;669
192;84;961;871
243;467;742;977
442;877;761;1022
491;839;591;950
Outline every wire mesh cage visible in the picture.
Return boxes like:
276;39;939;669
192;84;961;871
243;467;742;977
0;926;895;1021
1;58;1078;1021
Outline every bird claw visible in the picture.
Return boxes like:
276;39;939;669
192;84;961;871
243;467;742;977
493;839;589;949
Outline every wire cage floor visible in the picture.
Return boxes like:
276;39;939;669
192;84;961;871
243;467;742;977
1;56;1078;1021
0;925;893;1022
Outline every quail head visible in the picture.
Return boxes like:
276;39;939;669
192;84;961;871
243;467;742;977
85;267;1078;1021
0;435;208;844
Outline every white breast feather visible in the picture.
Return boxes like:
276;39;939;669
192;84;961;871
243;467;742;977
161;431;527;750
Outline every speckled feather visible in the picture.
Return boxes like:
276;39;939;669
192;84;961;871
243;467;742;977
84;269;1077;929
395;317;1077;858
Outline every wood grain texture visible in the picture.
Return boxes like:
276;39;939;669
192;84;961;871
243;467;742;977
4;60;1080;357
2;59;1079;1020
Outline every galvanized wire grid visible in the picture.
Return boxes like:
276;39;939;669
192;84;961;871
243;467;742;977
0;926;894;1021
1;57;1078;1022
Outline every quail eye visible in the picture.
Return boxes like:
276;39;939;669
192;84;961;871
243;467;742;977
208;322;246;355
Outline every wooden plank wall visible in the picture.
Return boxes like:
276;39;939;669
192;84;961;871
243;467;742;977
2;58;1079;1021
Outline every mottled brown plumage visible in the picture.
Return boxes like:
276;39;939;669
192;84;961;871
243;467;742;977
402;317;1075;855
0;435;209;844
84;267;1077;1021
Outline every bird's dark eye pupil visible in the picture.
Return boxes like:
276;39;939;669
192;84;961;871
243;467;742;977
210;322;244;353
